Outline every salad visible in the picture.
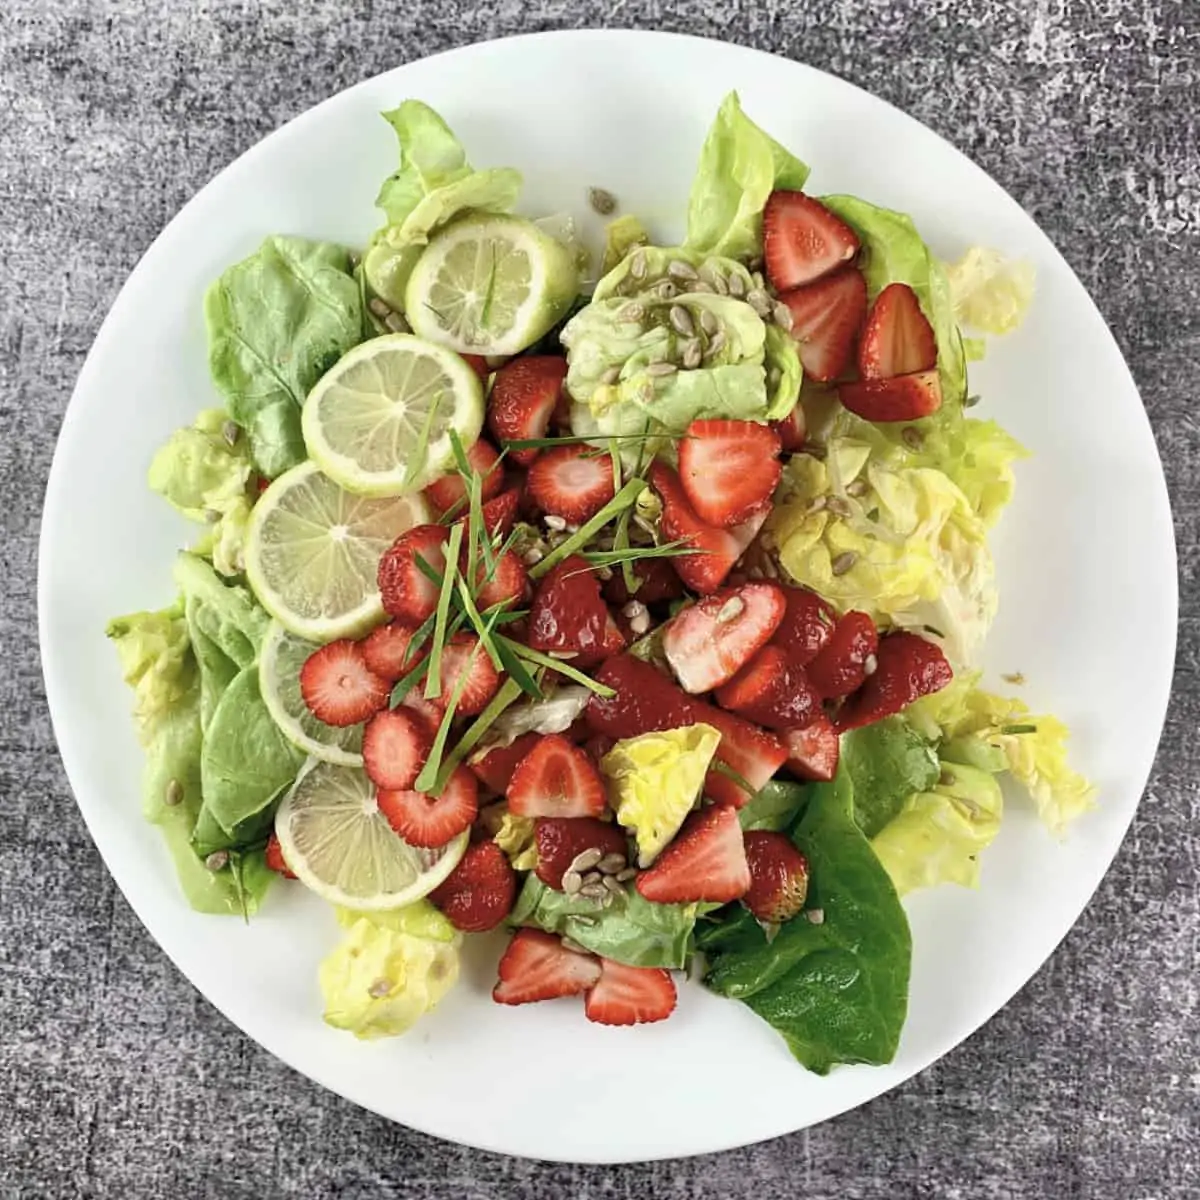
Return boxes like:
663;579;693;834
108;95;1092;1070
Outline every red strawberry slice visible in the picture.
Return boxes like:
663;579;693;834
264;832;296;879
636;805;750;904
471;550;529;612
806;610;879;699
487;357;567;466
377;524;449;625
602;557;684;606
460;353;492;384
361;708;431;791
493;929;601;1004
423;632;501;717
377;765;479;849
527;555;625;668
650;461;744;595
359;621;422;682
837;631;952;731
423;437;504;514
584;959;677;1026
527;445;617;524
468;732;542;794
763;191;861;291
299;640;389;727
770;403;808;454
782;714;840;782
715;644;822;732
676;419;782;529
700;706;789;808
661;582;787;694
773;586;836;667
429;838;516;932
398;690;444;737
838;370;942;422
743;830;809;924
857;283;937;379
507;734;607;819
533;817;628;890
461;487;521;541
779;268;868;382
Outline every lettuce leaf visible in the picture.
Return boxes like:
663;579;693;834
840;718;940;837
600;214;651;275
945;246;1035;336
737;779;809;833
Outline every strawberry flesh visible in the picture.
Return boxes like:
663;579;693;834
507;734;607;819
772;586;837;667
471;550;529;612
493;928;601;1004
650;461;745;595
534;817;628;890
359;621;422;682
700;706;789;808
361;708;432;791
377;765;479;849
299;640;389;727
770;403;808;454
463;488;521;540
487;357;567;466
782;715;841;782
468;732;542;795
677;419;782;528
763;191;860;291
584;959;677;1026
423;437;504;514
527;555;625;668
857;282;938;379
377;524;449;625
423;632;501;717
839;369;943;422
805;610;879;699
742;830;809;923
715;644;822;732
429;838;516;932
837;631;952;731
636;805;750;904
779;268;868;382
264;832;296;879
527;445;617;524
602;557;684;606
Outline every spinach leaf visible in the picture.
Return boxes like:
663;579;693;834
841;717;939;838
738;779;810;833
700;766;911;1074
205;235;361;477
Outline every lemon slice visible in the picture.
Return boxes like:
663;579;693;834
245;461;429;642
275;760;467;909
302;333;484;496
405;213;579;356
259;621;364;766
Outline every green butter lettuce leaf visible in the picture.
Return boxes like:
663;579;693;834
375;101;474;223
738;779;809;833
205;235;362;477
601;214;651;275
684;92;809;261
764;324;803;421
841;718;940;838
511;876;698;970
699;766;911;1073
945;246;1035;336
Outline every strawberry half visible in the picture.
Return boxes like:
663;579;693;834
468;732;542;794
507;734;607;819
770;403;808;454
422;633;502;717
460;353;492;384
763;191;860;291
398;690;444;738
534;817;628;890
493;928;601;1005
806;610;879;699
584;959;677;1026
700;706;789;809
857;283;937;379
742;830;809;924
677;419;782;528
377;765;479;849
471;550;529;612
361;708;431;791
636;804;750;904
838;370;943;422
527;445;617;524
462;488;521;540
359;621;422;682
715;644;822;732
377;524;449;625
487;357;567;466
299;639;389;727
773;586;836;667
650;461;746;595
527;555;625;668
782;714;841;782
423;437;504;514
661;582;787;694
429;838;516;932
837;631;952;731
779;268;868;382
264;832;296;879
602;557;684;606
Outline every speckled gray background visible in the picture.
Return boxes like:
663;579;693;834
2;1;1197;1196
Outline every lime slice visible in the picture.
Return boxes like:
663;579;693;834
302;333;484;496
275;760;467;909
259;621;364;766
245;461;429;642
405;213;579;356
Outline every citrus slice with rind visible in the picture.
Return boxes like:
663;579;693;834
302;333;484;496
245;461;429;642
275;759;467;910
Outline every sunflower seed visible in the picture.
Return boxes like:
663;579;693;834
767;366;782;388
205;850;229;872
750;268;765;287
384;312;408;333
831;551;858;576
668;259;699;281
580;882;609;901
846;479;868;497
562;869;584;895
645;361;678;378
521;546;545;566
204;508;221;524
863;653;878;676
638;381;656;404
747;289;773;318
560;936;591;954
164;779;184;807
825;495;853;517
703;268;729;296
669;305;694;337
616;867;638;882
901;426;925;450
221;420;240;447
596;566;613;581
806;494;828;514
689;279;715;294
630;250;648;279
655;280;677;301
544;514;568;532
368;297;392;319
699;309;720;337
597;853;627;875
601;365;622;385
368;977;392;998
705;329;727;359
964;393;982;408
619;301;646;324
773;303;794;332
621;600;648;620
570;847;605;874
588;186;618;215
680;339;703;370
805;908;825;925
727;271;746;298
630;609;650;635
717;596;745;623
602;874;625;896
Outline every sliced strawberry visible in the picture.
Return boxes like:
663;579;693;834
398;690;445;737
700;706;789;808
429;838;515;932
423;438;504;514
661;582;786;694
423;632;501;717
507;734;607;819
460;353;491;384
299;640;389;727
487;357;567;466
806;610;879;699
584;959;677;1026
493;929;601;1005
636;805;750;904
782;714;840;782
534;817;628;890
264;832;296;879
779;268;868;383
602;557;684;606
468;732;542;794
715;643;788;711
763;191;860;291
471;550;529;612
361;708;431;791
773;586;837;667
527;445;617;524
837;631;952;731
463;488;521;540
743;830;809;924
527;555;625;668
770;403;808;454
650;461;744;595
715;644;821;731
676;419;782;528
839;369;942;422
377;524;449;625
857;283;937;379
359;621;422;682
377;765;479;849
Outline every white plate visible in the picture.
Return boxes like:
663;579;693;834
38;31;1176;1162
